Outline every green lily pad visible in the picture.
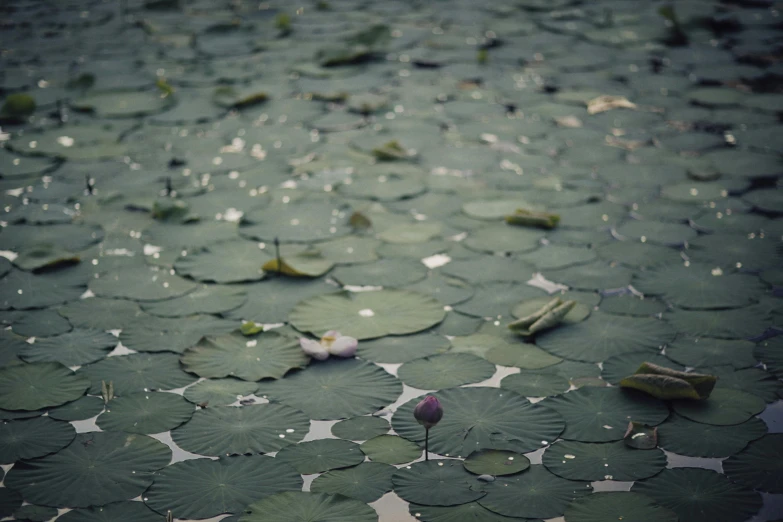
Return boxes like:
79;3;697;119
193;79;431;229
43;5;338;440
361;435;421;465
0;362;89;411
145;455;302;519
564;492;678;522
463;199;535;221
0;417;75;464
256;358;402;420
20;329;117;367
357;333;451;364
289;290;445;340
631;468;762;522
672;388;766;426
0;488;22;518
601;353;683;385
665;306;772;339
407;502;523;522
317;235;380;264
599;295;667;316
181;331;307;381
723;434;783;493
224;278;334;324
47;395;105;421
392;387;564;456
11;309;72;337
174;240;268;283
710;366;782;403
331;416;390;441
1;268;87;310
141;284;247;317
263;249;335;278
657;413;767;457
597;241;683;269
464;225;544;254
90;265;197;302
441;256;534;284
183;378;258;406
542;387;669;442
171;404;310;457
485;341;563;369
72;90;174;118
535;312;676;363
58;298;143;330
331;258;427;287
240;202;351;243
666;337;757;369
5;431;171;508
311;462;395;503
456;283;544;319
240;491;378;522
479;465;592;519
96;392;193;434
276;439;364;474
377;222;442;244
404;273;474;306
615;219;697;246
56;501;164;522
393;460;486;506
119;313;236;353
463;450;530;476
499;370;571;398
78;352;197;395
397;353;495;389
755;336;783;379
543;440;666;481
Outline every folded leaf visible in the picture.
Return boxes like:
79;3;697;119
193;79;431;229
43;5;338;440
262;251;334;277
620;374;702;400
509;299;576;337
633;362;717;399
505;209;560;229
623;421;658;449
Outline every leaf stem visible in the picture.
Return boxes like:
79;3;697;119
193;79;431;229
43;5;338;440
425;427;429;461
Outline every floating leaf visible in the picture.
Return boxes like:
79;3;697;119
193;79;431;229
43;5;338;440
361;435;421;465
311;462;395;503
672;388;765;426
332;416;390;441
657;413;767;457
0;362;89;411
55;501;163;522
463;450;530;477
619;362;717;400
543;440;666;481
241;491;378;522
564;492;678;522
183;378;258;407
276;439;364;474
96;392;194;434
78;352;197;395
262;250;334;278
723;434;783;494
505;208;560;229
508;298;576;337
397;353;495;389
392;460;486;507
0;417;75;464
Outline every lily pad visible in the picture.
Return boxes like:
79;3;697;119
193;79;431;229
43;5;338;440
240;202;351;243
20;329;117;367
479;465;592;519
311;462;395;503
119;313;236;353
406;502;523;522
397;353;495;389
564;492;678;522
96;392;193;434
5;431;171;508
0;362;89;411
145;456;302;519
289;290;445;340
1;268;87;310
601;352;683;385
356;333;451;364
90;265;197;302
276;439;364;474
631;468;762;522
180;331;307;381
331;258;427;287
183;378;258;407
58;298;143;330
240;491;378;522
543;440;666;481
10;309;72;337
392;460;486;506
175;240;268;283
463;450;530;477
614;220;697;246
141;284;247;317
484;341;563;370
392;387;564;456
672;388;766;426
224;278;334;324
171;404;310;456
657;413;767;458
755;336;783;379
56;501;164;522
666;337;757;369
541;387;669;442
256;358;402;420
78;352;197;396
464;225;544;254
332;416;390;441
500;371;571;398
723;434;783;493
0;417;75;464
361;435;421;465
263;250;335;278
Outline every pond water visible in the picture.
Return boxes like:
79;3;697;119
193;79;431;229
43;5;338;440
0;0;782;521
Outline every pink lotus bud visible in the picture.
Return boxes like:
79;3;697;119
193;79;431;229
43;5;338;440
413;395;443;429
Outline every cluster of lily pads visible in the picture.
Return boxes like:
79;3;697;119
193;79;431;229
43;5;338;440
1;0;783;521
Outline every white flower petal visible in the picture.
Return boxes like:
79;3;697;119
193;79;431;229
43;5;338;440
300;338;329;360
328;336;358;358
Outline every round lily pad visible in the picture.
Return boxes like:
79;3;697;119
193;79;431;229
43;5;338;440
331;258;427;287
48;395;105;421
601;352;683;385
687;234;780;272
96;392;193;434
455;283;544;318
723;434;783;493
0;362;89;411
441;256;534;284
175;240;268;283
5;431;171;508
54;501;164;522
479;464;592;519
535;312;676;363
564;492;678;522
404;273;474;306
13;505;58;522
485;341;563;370
397;353;495;389
90;265;197;302
78;352;198;396
145;455;302;519
0;488;22;518
500;371;571;398
141;284;247;317
464;225;543;254
311;462;396;503
543;440;666;481
710;366;782;403
241;491;378;522
356;333;451;364
657;413;767;458
541;387;669;442
633;263;765;310
171;404;310;456
407;502;523;522
58;298;143;330
599;295;667;316
361;435;421;465
0;416;75;464
240;202;351;243
20;329;118;367
289;290;445;340
672;388;766;426
377;222;443;244
317;236;380;264
615;219;697;246
119;313;236;354
183;378;258;407
666;337;757;369
392;460;486;506
463;199;533;220
256;359;402;420
72;90;174;118
11;310;72;337
224;278;334;324
464;450;530;476
1;268;87;310
631;468;762;522
512;295;592;325
181;331;307;382
392;387;564;456
665;306;771;339
331;416;390;441
597;241;683;269
276;439;364;474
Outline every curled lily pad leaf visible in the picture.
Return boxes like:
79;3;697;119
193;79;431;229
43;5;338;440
624;422;658;449
262;250;334;278
619;362;717;400
508;298;576;337
505;208;560;229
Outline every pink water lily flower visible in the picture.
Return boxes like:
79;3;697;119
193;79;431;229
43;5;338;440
299;330;358;360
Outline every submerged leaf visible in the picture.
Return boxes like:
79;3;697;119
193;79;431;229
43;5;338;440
620;362;717;400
